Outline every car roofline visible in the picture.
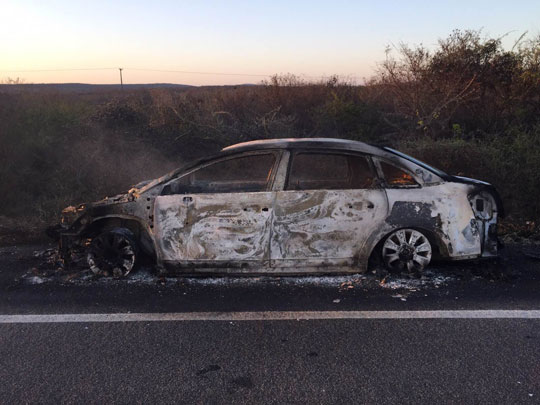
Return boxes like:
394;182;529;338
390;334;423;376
168;138;386;173
221;137;386;155
138;138;442;194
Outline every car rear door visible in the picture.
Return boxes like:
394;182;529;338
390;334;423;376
153;151;281;270
270;151;388;268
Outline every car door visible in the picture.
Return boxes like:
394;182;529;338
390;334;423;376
153;151;280;269
270;151;389;268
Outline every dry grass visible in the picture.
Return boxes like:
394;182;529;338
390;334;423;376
1;30;539;233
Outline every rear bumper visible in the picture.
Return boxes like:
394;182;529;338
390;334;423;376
482;222;499;257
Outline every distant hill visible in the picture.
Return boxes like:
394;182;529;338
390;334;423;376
0;83;195;94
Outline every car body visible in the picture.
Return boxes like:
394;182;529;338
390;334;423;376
50;138;502;276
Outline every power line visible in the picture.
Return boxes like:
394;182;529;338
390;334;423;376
0;68;117;72
0;67;272;76
0;67;274;77
0;67;358;82
126;69;353;81
127;68;271;77
0;67;358;80
127;68;349;80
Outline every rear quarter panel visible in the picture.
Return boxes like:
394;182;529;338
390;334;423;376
383;183;481;258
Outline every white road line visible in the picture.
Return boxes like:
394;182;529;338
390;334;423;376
1;310;540;323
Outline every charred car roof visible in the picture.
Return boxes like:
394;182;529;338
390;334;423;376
221;137;385;155
139;138;388;193
138;138;445;194
136;138;503;217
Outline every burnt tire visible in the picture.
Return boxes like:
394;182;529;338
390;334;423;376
87;228;139;277
382;228;432;274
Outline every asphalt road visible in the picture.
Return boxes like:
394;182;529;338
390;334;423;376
1;243;540;403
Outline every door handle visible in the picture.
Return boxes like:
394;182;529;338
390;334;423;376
183;196;193;203
242;206;269;212
367;202;374;209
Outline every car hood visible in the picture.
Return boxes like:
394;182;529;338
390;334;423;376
450;175;491;187
87;179;154;208
89;193;130;206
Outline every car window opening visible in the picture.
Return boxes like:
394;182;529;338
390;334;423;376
380;161;419;187
286;153;375;191
164;154;276;194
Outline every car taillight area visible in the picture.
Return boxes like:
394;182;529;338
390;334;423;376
470;192;496;220
469;191;499;256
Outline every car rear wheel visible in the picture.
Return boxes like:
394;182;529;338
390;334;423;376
382;229;432;273
87;228;139;277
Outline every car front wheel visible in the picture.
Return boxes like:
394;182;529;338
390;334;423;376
382;228;432;273
87;228;139;277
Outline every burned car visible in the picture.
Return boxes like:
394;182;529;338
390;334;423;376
49;138;502;277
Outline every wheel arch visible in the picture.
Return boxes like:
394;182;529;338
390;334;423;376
367;225;449;265
82;215;157;258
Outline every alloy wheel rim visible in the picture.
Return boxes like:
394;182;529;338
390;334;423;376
382;229;432;272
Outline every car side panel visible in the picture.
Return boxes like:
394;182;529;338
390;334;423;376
384;183;482;258
270;189;389;267
153;192;275;267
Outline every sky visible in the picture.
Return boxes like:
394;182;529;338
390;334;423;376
1;0;539;85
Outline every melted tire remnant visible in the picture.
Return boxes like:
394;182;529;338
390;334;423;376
87;228;139;277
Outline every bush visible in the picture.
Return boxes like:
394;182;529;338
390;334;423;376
396;125;540;220
0;29;539;231
373;30;540;136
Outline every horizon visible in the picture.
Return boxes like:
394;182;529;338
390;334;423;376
0;81;261;88
1;0;540;86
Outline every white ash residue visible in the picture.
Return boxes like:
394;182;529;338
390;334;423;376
24;247;456;293
25;276;47;285
379;272;453;291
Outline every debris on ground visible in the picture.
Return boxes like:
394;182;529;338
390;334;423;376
339;280;357;292
20;250;458;299
26;276;47;285
379;272;452;291
18;242;530;299
22;246;95;285
33;248;57;259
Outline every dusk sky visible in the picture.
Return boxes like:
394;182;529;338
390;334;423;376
1;0;539;85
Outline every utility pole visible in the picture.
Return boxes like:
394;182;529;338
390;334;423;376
119;68;124;90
